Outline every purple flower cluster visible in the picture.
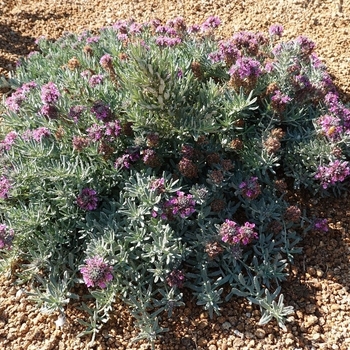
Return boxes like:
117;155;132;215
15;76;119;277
201;16;221;32
166;269;185;288
40;104;58;119
295;35;316;56
317;92;350;139
162;191;196;219
0;224;14;250
155;25;178;36
80;256;113;288
317;114;342;140
208;40;240;66
40;82;60;104
271;90;292;113
313;218;329;232
187;24;200;34
86;124;105;142
86;36;100;44
69;105;86;123
142;149;161;167
219;219;258;246
238;176;261;200
76;188;98;211
231;31;266;56
24;127;51;142
269;24;284;37
100;54;113;68
315;160;350;189
0;131;18;152
5;81;37;112
155;36;181;47
114;148;140;170
90;101;112;121
88;74;104;87
229;56;262;80
0;176;11;199
150;178;165;194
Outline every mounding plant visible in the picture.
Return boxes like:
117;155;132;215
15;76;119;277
1;16;349;347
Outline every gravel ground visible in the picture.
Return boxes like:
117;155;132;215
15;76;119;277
0;1;350;349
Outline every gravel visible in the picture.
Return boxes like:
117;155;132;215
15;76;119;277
1;0;350;349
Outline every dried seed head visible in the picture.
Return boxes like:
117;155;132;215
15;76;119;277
191;61;202;79
228;138;244;151
266;82;279;95
206;152;221;166
264;136;281;154
67;57;80;70
83;45;93;56
205;241;224;260
270;128;285;140
210;198;226;212
178;157;198;178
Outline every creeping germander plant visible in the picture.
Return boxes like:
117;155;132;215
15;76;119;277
0;16;349;346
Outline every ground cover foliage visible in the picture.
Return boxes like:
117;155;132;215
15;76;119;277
1;16;350;347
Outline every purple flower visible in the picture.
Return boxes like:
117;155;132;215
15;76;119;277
31;127;51;142
229;57;262;80
90;101;111;121
88;74;104;87
315;160;350;189
269;24;284;37
0;224;14;250
0;131;18;151
313;218;329;232
80;256;113;288
238;176;261;199
40;82;60;104
0;176;11;199
201;16;221;31
166;269;185;288
69;105;86;123
76;188;98;211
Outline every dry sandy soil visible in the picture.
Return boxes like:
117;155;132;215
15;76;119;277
0;0;350;349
